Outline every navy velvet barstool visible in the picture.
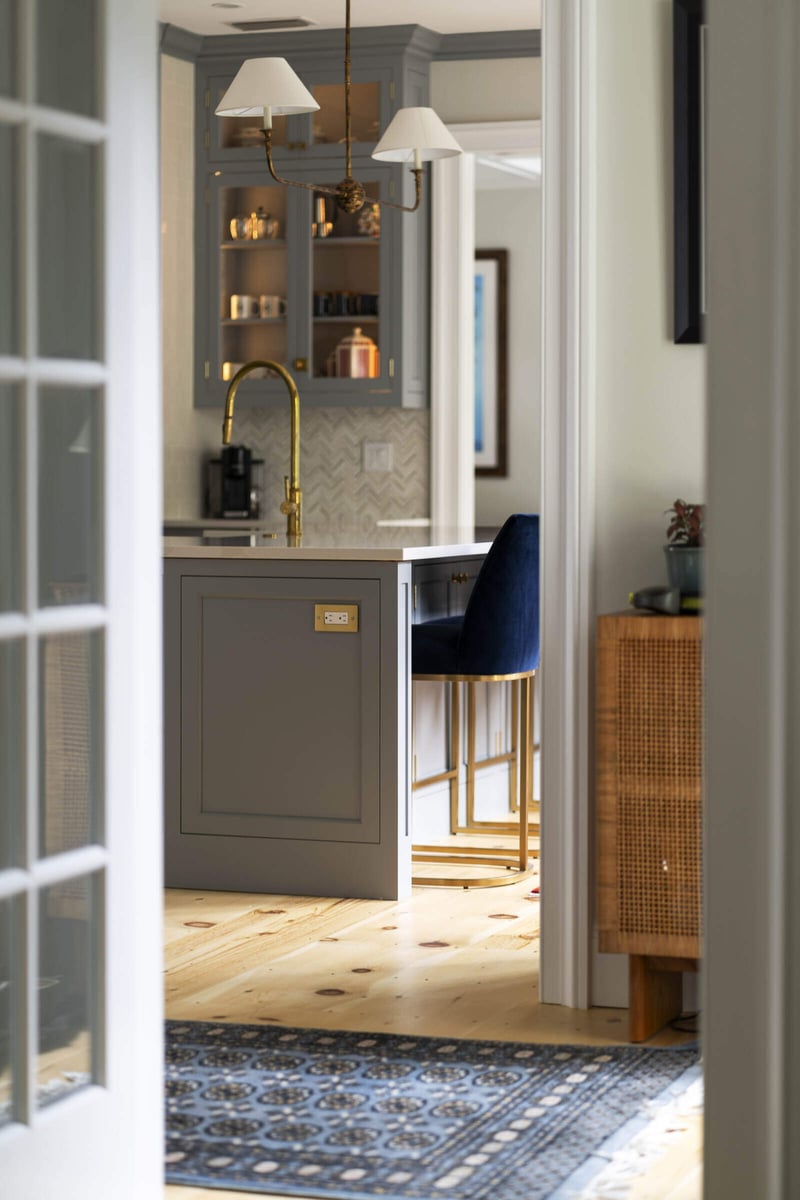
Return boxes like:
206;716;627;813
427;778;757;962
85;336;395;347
412;514;540;887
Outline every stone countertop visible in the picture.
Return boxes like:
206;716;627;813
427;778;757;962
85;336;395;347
163;526;494;562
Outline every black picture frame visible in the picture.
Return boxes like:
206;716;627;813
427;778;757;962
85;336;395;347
474;249;508;478
673;0;706;344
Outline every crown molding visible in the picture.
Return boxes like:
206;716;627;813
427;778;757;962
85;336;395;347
159;22;204;61
435;30;540;59
158;23;539;65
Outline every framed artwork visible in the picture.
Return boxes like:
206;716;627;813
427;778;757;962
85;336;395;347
474;249;508;476
673;0;706;343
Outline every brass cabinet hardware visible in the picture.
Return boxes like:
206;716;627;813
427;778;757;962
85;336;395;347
293;357;308;372
450;572;469;584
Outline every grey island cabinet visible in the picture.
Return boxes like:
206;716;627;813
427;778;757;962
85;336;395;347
163;529;490;900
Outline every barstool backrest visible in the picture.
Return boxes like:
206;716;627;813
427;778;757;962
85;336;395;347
457;513;540;676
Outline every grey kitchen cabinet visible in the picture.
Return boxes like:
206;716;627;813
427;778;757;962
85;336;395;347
193;27;434;411
412;556;483;624
164;555;413;899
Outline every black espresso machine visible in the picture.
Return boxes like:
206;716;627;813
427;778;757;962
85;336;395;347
205;445;264;519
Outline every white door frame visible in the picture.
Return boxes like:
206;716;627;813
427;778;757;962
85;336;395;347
703;1;800;1193
0;1;163;1194
430;6;595;1008
538;0;596;1009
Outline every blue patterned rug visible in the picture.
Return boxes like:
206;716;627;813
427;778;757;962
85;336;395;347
165;1020;700;1200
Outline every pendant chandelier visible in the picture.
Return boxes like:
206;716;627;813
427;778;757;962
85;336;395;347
215;0;462;214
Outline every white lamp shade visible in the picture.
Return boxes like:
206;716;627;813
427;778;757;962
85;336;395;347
371;107;462;163
215;58;319;117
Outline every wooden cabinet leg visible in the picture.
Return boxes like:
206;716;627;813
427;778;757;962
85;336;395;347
628;954;684;1043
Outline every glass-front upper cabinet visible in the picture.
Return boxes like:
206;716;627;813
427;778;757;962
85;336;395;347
310;186;381;381
195;28;432;409
309;80;381;148
216;181;289;381
203;165;396;404
208;73;293;158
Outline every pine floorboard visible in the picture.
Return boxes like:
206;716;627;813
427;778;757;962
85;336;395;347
164;867;702;1199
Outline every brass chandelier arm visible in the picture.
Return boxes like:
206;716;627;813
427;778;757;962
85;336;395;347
263;133;340;200
263;131;423;214
373;169;423;213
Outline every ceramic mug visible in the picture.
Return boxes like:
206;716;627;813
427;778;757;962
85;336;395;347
259;294;287;318
230;294;258;320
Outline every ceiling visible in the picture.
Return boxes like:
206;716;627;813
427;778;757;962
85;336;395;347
158;0;541;38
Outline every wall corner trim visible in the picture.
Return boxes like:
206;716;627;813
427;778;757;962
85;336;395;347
159;22;204;62
435;30;541;60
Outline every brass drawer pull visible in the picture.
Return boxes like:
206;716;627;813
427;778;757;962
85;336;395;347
450;572;469;584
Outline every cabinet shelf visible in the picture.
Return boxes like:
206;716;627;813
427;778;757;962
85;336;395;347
220;239;287;250
313;315;378;324
221;317;286;327
312;237;380;248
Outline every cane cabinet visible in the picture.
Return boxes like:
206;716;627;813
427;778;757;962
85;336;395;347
596;613;703;1041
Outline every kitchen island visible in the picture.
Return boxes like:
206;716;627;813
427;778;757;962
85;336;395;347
163;529;492;899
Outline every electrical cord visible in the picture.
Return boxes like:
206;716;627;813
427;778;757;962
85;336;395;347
670;1011;700;1035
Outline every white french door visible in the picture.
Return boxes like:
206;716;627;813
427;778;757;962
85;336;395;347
0;1;162;1197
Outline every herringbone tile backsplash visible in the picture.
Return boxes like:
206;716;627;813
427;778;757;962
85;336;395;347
203;407;430;530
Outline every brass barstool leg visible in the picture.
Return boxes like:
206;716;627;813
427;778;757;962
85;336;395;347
510;678;519;814
448;680;460;834
412;670;536;888
466;681;477;829
518;673;533;870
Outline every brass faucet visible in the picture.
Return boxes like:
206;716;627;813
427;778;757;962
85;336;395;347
221;360;302;539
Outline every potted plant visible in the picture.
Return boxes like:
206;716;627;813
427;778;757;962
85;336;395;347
664;499;705;595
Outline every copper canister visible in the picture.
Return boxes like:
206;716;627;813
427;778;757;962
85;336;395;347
334;327;380;379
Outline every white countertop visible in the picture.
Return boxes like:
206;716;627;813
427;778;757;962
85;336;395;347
163;526;494;562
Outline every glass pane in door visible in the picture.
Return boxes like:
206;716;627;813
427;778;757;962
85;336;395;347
0;895;13;1125
312;187;380;379
0;0;18;98
0;385;23;612
38;387;102;607
37;134;100;360
36;0;99;118
38;630;102;857
0;639;24;868
37;873;96;1107
219;183;288;380
0;124;19;355
311;82;380;146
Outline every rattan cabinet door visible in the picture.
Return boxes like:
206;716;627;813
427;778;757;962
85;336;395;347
596;614;703;959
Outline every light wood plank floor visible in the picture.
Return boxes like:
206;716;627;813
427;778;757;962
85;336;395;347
164;868;702;1199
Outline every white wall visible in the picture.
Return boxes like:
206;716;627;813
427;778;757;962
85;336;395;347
475;183;541;524
161;53;221;517
594;0;705;614
431;58;541;122
588;0;706;1008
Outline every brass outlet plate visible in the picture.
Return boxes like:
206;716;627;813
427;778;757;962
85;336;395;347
314;603;359;633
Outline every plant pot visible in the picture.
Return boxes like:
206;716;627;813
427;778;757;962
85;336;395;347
664;544;704;595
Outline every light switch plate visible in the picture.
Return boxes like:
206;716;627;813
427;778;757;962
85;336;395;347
363;441;393;472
